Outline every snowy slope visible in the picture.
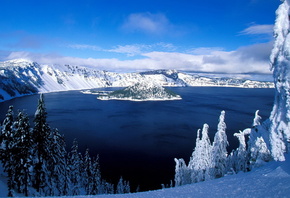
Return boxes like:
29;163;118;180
0;60;274;102
90;156;290;198
0;155;287;198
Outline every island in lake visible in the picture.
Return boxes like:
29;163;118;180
95;81;182;101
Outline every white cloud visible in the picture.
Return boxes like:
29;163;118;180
68;44;102;51
121;12;171;35
189;47;225;55
67;42;176;57
239;24;274;35
4;42;273;74
107;45;147;57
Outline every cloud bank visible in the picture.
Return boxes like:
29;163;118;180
3;41;273;74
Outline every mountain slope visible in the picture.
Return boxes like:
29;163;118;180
0;59;274;102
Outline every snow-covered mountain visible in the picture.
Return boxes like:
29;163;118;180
0;59;273;101
97;81;182;101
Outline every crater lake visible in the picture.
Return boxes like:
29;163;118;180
0;87;274;191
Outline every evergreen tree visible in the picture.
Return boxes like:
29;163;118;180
116;176;130;194
100;180;114;194
1;106;16;197
116;177;124;194
247;111;271;169
83;148;93;195
198;124;214;181
233;130;249;172
46;128;67;196
188;128;201;183
32;94;51;194
13;111;33;196
212;111;228;178
91;155;101;195
67;139;82;195
253;110;262;126
174;158;190;186
0;106;14;162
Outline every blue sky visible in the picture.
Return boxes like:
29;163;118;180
0;0;280;73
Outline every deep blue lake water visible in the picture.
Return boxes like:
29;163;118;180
0;87;274;191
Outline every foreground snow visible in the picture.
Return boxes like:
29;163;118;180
26;154;288;198
1;155;289;197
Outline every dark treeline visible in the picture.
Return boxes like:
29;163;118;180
0;94;130;197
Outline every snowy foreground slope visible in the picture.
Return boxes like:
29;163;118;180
0;59;273;102
70;156;290;198
0;156;288;198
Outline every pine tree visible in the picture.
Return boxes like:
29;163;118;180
67;139;82;195
247;111;271;169
253;110;262;126
13;111;33;196
46;128;67;196
116;177;124;194
1;106;16;197
174;158;189;186
91;155;101;195
188;129;201;183
233;130;249;172
32;94;51;194
0;106;14;162
199;124;214;181
116;176;130;194
269;0;290;161
83;148;93;195
212;111;228;178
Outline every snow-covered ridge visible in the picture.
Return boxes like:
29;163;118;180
0;59;274;101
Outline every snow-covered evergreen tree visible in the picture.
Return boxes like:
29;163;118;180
198;124;214;181
1;106;16;197
212;111;228;178
187;124;214;183
233;130;249;172
83;148;93;195
0;106;14;161
13;111;33;196
32;94;51;194
116;176;130;194
247;111;271;169
47;128;67;196
253;110;262;126
187;129;201;183
269;0;290;161
67;139;82;195
174;158;190;186
91;155;101;195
